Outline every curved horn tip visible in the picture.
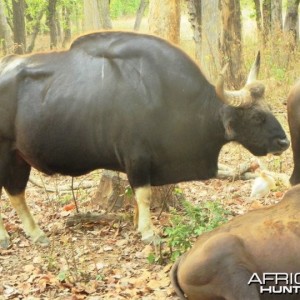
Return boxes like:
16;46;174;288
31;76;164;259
255;51;261;66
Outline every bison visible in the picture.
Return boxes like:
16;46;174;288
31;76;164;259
0;31;289;248
170;185;300;300
287;81;300;185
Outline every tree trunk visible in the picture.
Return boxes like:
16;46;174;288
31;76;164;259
148;0;180;44
253;0;262;42
83;0;101;31
187;0;221;79
98;0;112;29
284;0;300;49
271;0;282;32
27;9;45;53
134;0;149;31
262;0;271;44
0;0;13;54
48;0;58;49
186;0;202;64
220;0;243;88
200;0;221;79
62;5;72;48
12;0;26;54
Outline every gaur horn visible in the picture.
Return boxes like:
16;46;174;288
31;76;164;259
246;51;260;84
215;51;261;107
215;64;252;107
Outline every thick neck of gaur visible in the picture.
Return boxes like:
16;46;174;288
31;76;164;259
202;84;229;144
194;84;229;164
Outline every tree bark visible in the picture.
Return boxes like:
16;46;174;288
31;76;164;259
12;0;26;54
284;0;300;48
98;0;112;29
62;5;72;48
134;0;149;31
83;0;101;31
271;0;282;32
262;0;271;44
48;0;58;49
186;0;202;64
202;0;221;78
0;0;12;54
148;0;180;44
253;0;262;42
220;0;243;88
27;9;45;53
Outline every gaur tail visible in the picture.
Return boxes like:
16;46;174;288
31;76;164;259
169;255;187;300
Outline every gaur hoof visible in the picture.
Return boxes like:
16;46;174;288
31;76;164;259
0;237;10;249
35;235;50;247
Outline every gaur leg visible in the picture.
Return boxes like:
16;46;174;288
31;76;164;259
135;185;156;242
126;155;159;243
177;233;260;300
0;142;14;248
4;151;49;246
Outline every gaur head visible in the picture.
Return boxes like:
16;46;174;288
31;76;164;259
216;52;290;156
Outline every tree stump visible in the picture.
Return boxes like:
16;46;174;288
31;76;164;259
93;170;178;213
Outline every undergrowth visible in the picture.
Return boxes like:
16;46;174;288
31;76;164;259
164;198;230;262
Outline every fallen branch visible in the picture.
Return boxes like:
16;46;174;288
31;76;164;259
65;212;126;227
217;162;290;188
29;175;97;192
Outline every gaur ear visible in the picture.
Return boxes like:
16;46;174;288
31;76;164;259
249;83;265;99
220;107;237;140
224;118;236;140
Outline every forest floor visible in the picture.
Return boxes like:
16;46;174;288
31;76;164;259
0;15;296;300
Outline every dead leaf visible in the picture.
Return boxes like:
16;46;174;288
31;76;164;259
147;279;161;290
23;264;35;273
63;204;76;211
249;200;264;210
275;191;284;198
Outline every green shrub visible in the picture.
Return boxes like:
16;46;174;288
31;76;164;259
165;199;230;261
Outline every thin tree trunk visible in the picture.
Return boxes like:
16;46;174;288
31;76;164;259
220;0;243;88
62;5;72;48
262;0;271;45
27;9;45;53
253;0;262;43
98;0;112;29
271;0;282;32
48;0;58;49
12;0;26;54
0;0;12;54
284;0;300;48
134;0;149;31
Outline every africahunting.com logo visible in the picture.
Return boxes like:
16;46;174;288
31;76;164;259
248;273;300;294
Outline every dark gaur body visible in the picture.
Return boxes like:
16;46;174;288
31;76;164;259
170;185;300;300
0;31;289;247
287;81;300;185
